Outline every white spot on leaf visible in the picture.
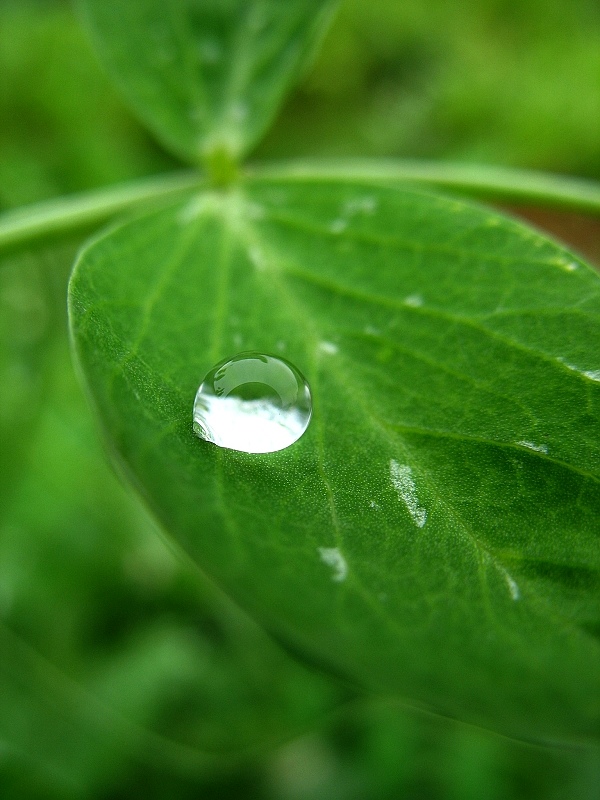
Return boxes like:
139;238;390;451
403;294;423;308
505;573;520;600
516;440;548;454
583;370;600;382
551;257;579;272
389;460;427;528
558;358;579;372
343;196;377;215
495;564;520;600
557;359;600;382
318;547;348;582
318;341;338;355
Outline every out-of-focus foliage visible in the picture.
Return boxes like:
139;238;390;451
258;0;600;177
1;0;600;797
2;0;600;215
78;0;340;164
0;1;176;210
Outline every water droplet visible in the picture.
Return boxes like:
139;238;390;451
193;353;312;453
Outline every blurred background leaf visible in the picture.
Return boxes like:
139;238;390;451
78;0;340;166
256;0;600;177
1;0;600;797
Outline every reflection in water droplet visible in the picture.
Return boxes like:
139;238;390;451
193;352;312;453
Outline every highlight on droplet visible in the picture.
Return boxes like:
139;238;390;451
192;352;312;454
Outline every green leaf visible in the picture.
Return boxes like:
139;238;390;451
78;0;338;168
69;178;600;744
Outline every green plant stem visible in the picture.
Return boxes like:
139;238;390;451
0;171;203;255
3;161;600;258
250;159;600;215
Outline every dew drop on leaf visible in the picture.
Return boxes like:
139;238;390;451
192;352;312;454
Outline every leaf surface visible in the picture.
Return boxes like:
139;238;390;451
78;0;338;164
69;179;600;743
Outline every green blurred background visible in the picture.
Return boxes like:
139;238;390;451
1;0;600;797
